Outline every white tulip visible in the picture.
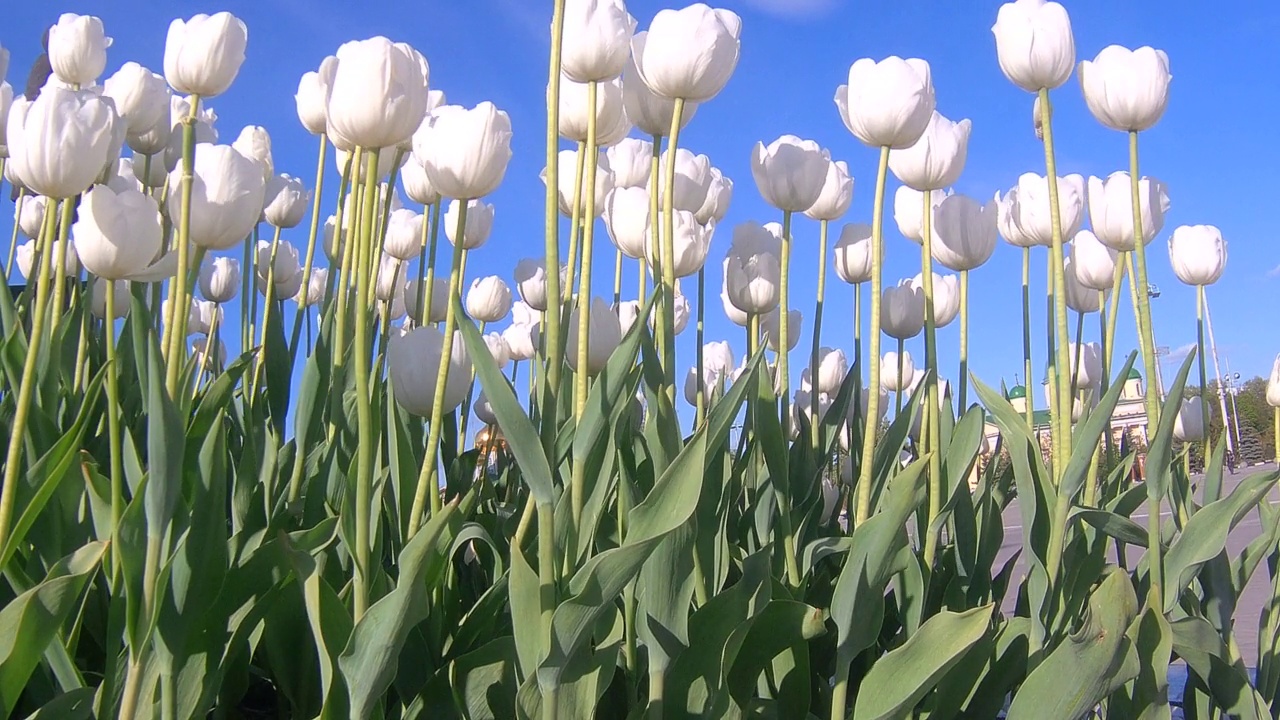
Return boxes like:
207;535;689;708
616;300;642;335
881;350;916;393
910;272;960;328
888;111;971;191
881;281;925;340
325;37;429;151
814;347;848;395
102;62;169;137
504;320;539;362
187;298;222;336
1168;225;1227;287
833;223;873;284
761;307;802;352
389;327;472;415
931;194;998;271
657;148;713;214
622;48;698;137
90;278;131;320
545;148;614;217
562;0;637;83
1172;398;1207;443
1000;172;1086;247
17;195;49;239
415;102;513;200
558;76;630;144
644;210;713;279
1069;230;1117;292
567;296;623;375
603;186;650;260
606;137;652;189
836;57;935;149
444;199;495;250
1087;172;1170;251
295;56;336;135
71;186;163;281
804;159;855;222
1079;45;1172;132
482;331;511;370
8;86;120;199
16;238;79;280
1266;355;1280;408
297;267;328;307
725;251;780;315
467;275;513;323
48;13;112;87
750;135;830;213
383;208;424;261
991;0;1075;92
401;154;441;206
632;4;741;102
404;277;449;325
696;167;733;225
199;256;240;303
894;186;947;245
514;258;551;311
1063;254;1104;313
164;13;248;98
263;173;310;229
172;144;266;250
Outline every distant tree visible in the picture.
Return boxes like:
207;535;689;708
1182;376;1275;470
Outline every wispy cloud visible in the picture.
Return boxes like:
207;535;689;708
1164;343;1196;363
741;0;840;20
1267;264;1280;279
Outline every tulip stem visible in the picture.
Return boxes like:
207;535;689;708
288;134;329;360
330;150;357;347
1196;285;1212;469
1273;408;1279;466
0;202;58;561
920;190;943;570
645;136;661;308
351;149;382;622
1021;246;1035;429
855;146;891;526
49;199;75;341
1038;89;1073;486
251;225;284;399
411;199;469;534
958;270;969;410
1071;310;1084;398
809;219;829;450
853;282;862;369
896;339;905;417
695;267;706;428
165;98;201;396
4;190;25;279
458;319;485;453
416;201;441;326
542;0;568;462
538;501;559;720
574;81;600;427
778;210;796;438
659;101;686;408
105;279;124;552
565;144;587;306
612;247;623;309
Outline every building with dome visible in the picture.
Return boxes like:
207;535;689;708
982;368;1151;458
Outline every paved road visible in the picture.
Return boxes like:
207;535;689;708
995;462;1280;662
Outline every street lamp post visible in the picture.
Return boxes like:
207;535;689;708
1203;293;1236;464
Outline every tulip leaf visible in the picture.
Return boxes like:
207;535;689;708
143;327;186;535
450;636;519;720
724;600;827;716
1070;507;1148;547
263;299;292;434
1169;616;1269;720
19;688;97;720
456;306;556;506
851;605;993;720
1059;352;1136;503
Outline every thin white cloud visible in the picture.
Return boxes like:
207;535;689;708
1267;263;1280;278
742;0;840;20
1164;343;1196;363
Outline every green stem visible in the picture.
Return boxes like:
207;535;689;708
564;142;586;305
695;267;706;427
49;199;75;340
831;652;852;720
1196;285;1211;469
1071;310;1085;398
646;136;661;307
538;502;559;720
1038;89;1074;479
251;224;284;399
920;191;942;570
779;211;793;436
420;202;442;325
458;318;484;447
4;189;25;278
0;202;58;558
165;98;200;395
541;0;567;461
105;280;124;558
958;270;969;410
896;338;905;418
352;149;381;621
853;282;862;369
659;100;687;406
574;81;600;426
288;134;329;359
612;247;623;308
411;200;469;531
855;147;891;526
1021;247;1035;428
810;219;829;449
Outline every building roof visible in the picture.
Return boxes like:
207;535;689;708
1007;385;1026;400
1128;367;1142;380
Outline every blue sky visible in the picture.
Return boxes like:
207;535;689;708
4;0;1278;418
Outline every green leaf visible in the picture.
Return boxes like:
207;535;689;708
0;543;106;718
852;605;993;720
450;636;519;720
143;331;185;534
1145;352;1197;503
456;306;555;506
20;688;96;720
1006;568;1139;720
724;600;826;716
1071;508;1148;548
1162;469;1279;613
263;299;293;434
1059;353;1136;502
1169;616;1268;720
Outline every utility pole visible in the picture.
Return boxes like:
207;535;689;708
1203;293;1236;463
1225;360;1244;455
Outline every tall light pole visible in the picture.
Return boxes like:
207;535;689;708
1203;293;1236;463
1225;363;1244;455
1148;283;1165;399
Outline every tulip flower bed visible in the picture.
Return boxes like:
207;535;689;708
2;3;1280;720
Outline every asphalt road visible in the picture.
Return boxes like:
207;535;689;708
995;462;1280;662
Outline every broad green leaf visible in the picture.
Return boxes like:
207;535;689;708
1169;616;1268;720
1145;353;1197;503
143;331;185;534
723;600;826;716
20;688;96;720
450;636;518;720
852;605;993;720
1071;508;1148;547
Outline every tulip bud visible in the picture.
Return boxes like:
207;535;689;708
643;209;713;279
815;347;848;395
416;102;512;200
474;392;499;427
804;160;855;222
48;14;112;87
558;76;630;145
696;167;733;225
466;275;513;323
1064;341;1103;391
684;340;737;407
296;56;336;135
567;296;623;375
164;13;248;98
725;252;780;315
91;278;131;320
444;199;495;250
199;256;241;303
881;281;925;340
545;149;614;217
371;254;406;304
1000;172;1086;247
389;326;472;416
670;286;691;335
383;208;424;261
792;389;834;439
255;240;303;298
1063;255;1105;313
514;258;552;311
72;186;163;281
836;57;935;149
0;44;9;84
931;194;998;272
761;307;802;353
0;82;13;156
232;125;274;184
101;158;142;195
1079;45;1171;133
833;223;873;285
751;135;830;213
1168;225;1227;287
187;299;222;336
1069;230;1117;292
16;238;79;280
603;186;650;260
325;37;429;150
881;351;916;393
992;0;1075;93
103;62;169;138
263;173;310;229
1172;398;1207;443
632;5;741;102
404;277;449;325
132;156;169;190
910;272;960;328
616;300;642;335
296;267;328;307
894;186;947;245
8;86;121;199
172;144;266;250
401;154;441;206
622;50;698;137
1266;355;1280;409
720;283;749;327
482;331;511;370
1087;172;1170;252
504;321;538;362
606;137;653;189
889;111;971;192
657;148;713;214
562;0;637;83
17;195;49;239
